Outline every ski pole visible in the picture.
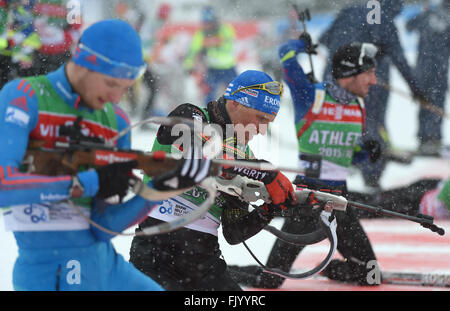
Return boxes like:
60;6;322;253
379;81;450;120
347;200;445;236
292;4;316;80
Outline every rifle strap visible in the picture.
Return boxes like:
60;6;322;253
243;210;338;279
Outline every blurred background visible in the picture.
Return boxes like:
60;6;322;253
79;0;443;117
1;0;448;177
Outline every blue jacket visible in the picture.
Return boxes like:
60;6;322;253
0;65;159;247
279;39;369;166
406;7;449;90
319;0;421;94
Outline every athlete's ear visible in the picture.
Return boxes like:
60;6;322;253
227;100;240;111
224;99;241;123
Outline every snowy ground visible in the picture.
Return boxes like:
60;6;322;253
0;6;449;291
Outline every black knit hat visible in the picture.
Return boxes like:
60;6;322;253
332;42;378;79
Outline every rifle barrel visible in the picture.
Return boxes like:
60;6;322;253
347;200;433;225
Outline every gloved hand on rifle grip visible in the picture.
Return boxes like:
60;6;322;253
95;160;139;200
152;147;212;191
263;171;297;208
221;161;296;207
299;32;318;55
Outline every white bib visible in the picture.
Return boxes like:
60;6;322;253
148;196;220;236
3;202;90;232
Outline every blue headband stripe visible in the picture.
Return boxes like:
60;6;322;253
73;43;147;80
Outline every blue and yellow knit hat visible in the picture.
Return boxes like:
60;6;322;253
224;70;281;116
73;19;146;80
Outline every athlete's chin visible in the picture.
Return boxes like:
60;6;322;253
89;98;107;110
356;89;369;98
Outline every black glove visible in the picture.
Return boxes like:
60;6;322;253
152;147;212;191
299;32;318;55
222;161;297;207
362;140;382;163
95;160;138;200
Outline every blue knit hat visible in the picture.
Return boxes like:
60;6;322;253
224;70;281;116
202;6;217;23
72;19;146;80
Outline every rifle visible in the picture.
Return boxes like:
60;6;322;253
21;116;226;236
215;173;445;280
22;116;322;236
23;116;323;181
217;174;445;236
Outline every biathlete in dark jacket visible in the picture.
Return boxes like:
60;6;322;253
129;70;297;291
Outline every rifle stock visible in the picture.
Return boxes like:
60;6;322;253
23;140;183;177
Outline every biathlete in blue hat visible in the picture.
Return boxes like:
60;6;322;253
0;19;212;291
129;69;297;291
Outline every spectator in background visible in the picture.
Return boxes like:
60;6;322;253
113;1;183;122
183;6;237;106
138;2;171;120
31;0;82;76
0;0;41;88
113;0;149;117
319;0;427;190
114;0;145;31
142;2;188;120
1;0;17;88
256;8;301;82
406;0;450;155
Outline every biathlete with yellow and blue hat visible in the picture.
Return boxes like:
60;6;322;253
0;19;212;291
129;69;297;291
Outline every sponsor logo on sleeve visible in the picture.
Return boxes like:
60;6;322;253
5;107;30;127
